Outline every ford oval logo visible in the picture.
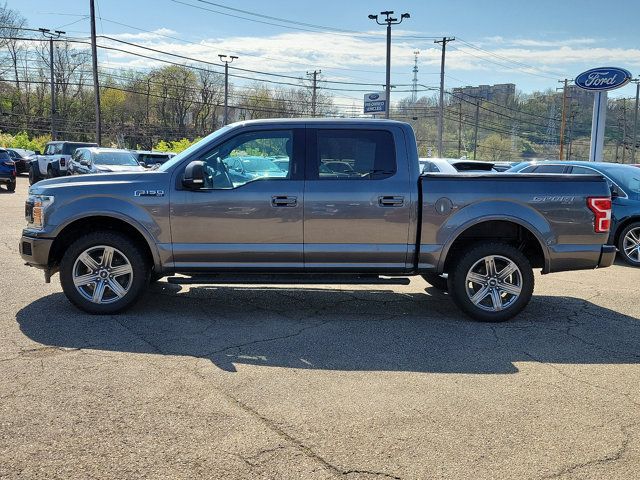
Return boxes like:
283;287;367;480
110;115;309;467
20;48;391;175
368;93;380;100
575;67;632;92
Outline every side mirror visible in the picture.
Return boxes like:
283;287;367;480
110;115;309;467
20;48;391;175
34;150;41;156
182;160;206;189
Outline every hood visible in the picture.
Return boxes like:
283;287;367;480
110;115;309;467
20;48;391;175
29;171;155;195
95;164;146;173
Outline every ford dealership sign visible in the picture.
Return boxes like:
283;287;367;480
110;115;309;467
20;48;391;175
575;67;632;91
364;92;386;114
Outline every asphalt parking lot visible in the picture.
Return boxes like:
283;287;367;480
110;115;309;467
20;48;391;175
1;175;639;479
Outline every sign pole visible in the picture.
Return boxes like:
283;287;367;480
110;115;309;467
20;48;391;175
589;91;607;162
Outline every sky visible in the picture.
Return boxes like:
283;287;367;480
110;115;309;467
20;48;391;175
9;0;640;107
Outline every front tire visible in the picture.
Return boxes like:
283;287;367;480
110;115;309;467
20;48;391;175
448;242;534;322
618;222;640;267
60;231;150;314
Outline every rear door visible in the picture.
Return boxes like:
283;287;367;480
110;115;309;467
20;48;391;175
303;126;412;272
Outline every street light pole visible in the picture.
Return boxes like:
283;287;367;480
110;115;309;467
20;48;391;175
368;11;410;119
632;79;640;163
219;54;238;126
38;28;65;141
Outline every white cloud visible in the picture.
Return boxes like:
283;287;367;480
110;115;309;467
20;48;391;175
97;30;640;94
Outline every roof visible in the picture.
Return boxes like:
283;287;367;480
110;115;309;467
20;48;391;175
229;118;409;127
133;150;175;155
79;147;134;154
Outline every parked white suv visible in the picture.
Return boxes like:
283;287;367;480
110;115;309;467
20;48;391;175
29;141;97;185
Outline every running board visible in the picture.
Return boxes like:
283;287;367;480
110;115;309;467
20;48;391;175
166;274;412;286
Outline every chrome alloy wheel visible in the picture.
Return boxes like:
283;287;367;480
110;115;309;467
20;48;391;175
72;245;134;304
465;255;522;312
622;227;640;264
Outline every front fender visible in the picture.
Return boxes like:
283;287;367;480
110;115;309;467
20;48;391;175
436;201;553;273
47;197;163;269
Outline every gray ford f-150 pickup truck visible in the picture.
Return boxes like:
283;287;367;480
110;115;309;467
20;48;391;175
20;119;616;321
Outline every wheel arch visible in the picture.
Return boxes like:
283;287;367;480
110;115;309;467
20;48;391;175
613;216;640;246
48;214;159;271
439;217;549;274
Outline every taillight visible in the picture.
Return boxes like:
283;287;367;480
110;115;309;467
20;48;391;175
587;197;611;233
60;158;66;166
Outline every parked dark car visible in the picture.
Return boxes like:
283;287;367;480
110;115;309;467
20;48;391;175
0;149;17;192
492;161;520;172
132;150;175;168
68;147;146;175
6;148;35;174
508;161;640;266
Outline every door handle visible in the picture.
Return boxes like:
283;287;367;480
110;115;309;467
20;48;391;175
378;195;404;207
271;195;297;207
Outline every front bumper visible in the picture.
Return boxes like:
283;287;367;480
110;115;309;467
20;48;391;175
598;244;617;268
19;235;53;269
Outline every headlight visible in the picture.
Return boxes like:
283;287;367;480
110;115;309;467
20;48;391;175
26;194;54;229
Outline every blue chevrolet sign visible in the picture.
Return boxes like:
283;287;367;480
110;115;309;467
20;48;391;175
364;92;386;114
575;67;632;91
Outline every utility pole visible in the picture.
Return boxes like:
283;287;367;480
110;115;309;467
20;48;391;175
307;70;321;117
38;28;65;140
219;54;238;125
621;99;627;163
567;110;576;161
558;79;568;161
146;77;151;149
435;37;455;157
368;10;410;119
632;79;639;163
473;97;480;160
89;0;101;144
457;101;462;158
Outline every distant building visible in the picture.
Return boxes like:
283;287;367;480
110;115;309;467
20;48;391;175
452;83;516;104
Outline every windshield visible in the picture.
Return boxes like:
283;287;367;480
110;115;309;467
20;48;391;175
94;151;139;166
238;157;280;172
158;125;233;171
600;165;640;195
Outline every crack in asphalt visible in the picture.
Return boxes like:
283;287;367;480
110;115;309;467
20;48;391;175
536;423;635;479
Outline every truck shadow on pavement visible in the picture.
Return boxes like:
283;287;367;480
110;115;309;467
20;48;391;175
16;283;640;374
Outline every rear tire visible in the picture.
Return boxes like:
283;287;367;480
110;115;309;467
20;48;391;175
6;180;16;192
46;166;54;179
60;231;150;314
28;164;40;185
618;222;640;267
448;242;534;322
422;272;448;291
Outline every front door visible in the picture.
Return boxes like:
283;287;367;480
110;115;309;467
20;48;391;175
303;127;412;272
170;128;305;271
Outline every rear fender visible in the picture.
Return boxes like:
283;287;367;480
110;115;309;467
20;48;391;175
437;201;553;273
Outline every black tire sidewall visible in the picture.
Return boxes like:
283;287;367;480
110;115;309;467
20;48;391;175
60;231;150;314
449;242;535;322
7;181;16;192
618;222;640;267
422;272;448;291
28;165;38;185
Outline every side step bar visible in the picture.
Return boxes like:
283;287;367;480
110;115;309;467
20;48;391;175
166;274;412;286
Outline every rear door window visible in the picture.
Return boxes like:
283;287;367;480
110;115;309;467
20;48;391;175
311;129;396;180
